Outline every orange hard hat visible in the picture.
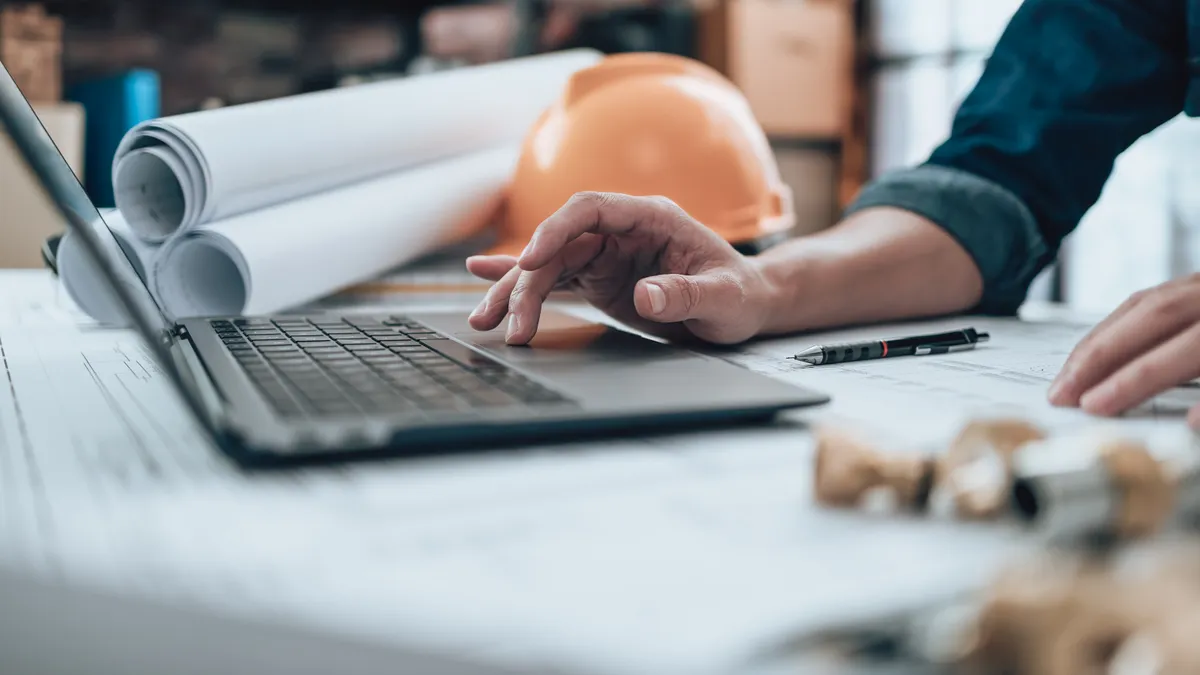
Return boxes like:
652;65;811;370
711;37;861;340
490;51;795;257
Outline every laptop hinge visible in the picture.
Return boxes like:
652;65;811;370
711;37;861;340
171;324;234;432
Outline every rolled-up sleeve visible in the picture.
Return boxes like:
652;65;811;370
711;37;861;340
845;0;1189;315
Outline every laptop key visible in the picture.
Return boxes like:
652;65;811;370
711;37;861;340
217;316;576;419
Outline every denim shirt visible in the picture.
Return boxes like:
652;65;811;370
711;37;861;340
844;0;1196;314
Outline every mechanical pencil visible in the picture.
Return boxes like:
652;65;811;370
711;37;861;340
790;327;989;366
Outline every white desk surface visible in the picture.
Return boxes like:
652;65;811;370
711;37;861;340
0;269;1194;675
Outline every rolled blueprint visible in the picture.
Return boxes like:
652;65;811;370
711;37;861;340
151;144;517;319
57;210;163;326
112;49;601;243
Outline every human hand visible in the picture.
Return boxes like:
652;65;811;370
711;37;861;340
1048;275;1200;426
466;192;776;345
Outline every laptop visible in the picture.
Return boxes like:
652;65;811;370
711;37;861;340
0;62;829;466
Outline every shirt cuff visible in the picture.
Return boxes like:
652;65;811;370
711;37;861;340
843;164;1049;315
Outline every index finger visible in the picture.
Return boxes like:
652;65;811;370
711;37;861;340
518;192;682;270
1051;278;1197;404
1079;322;1200;417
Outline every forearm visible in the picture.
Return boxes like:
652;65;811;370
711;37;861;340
746;0;1189;339
753;207;983;335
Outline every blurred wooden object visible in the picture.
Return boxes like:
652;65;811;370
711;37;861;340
697;0;855;137
772;140;841;234
697;0;864;223
0;3;63;103
838;0;867;207
423;3;521;63
727;0;854;138
695;0;730;74
0;102;85;268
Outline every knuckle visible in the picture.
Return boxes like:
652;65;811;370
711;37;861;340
654;197;689;221
568;191;623;223
676;276;702;310
1126;289;1150;307
1150;292;1188;320
1108;371;1148;403
509;278;529;307
710;269;744;303
1131;361;1163;384
570;191;615;209
1077;342;1107;368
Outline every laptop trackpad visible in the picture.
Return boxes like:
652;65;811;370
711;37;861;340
419;310;757;408
428;310;692;367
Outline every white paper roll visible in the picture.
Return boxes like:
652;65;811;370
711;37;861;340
112;49;601;243
152;144;518;319
57;210;163;326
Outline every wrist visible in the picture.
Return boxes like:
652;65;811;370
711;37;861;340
747;246;820;336
740;207;985;338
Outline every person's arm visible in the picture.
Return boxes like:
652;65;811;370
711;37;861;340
468;1;1189;348
755;0;1188;335
753;207;982;334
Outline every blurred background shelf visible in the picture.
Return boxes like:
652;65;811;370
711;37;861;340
7;0;1199;317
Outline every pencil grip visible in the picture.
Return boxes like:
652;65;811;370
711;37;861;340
821;341;885;364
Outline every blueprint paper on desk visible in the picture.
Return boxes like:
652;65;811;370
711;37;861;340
0;274;1193;675
719;315;1200;446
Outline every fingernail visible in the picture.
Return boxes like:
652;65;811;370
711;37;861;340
506;314;521;342
469;299;487;319
646;283;666;314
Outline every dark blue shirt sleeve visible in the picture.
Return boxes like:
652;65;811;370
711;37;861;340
844;0;1189;315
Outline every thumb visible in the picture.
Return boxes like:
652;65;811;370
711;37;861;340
634;272;734;324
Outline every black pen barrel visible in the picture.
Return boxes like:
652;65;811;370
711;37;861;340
887;329;976;350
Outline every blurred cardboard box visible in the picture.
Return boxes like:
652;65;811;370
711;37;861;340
723;0;855;138
772;142;840;234
0;102;84;268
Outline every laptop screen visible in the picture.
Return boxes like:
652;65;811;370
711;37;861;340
0;60;219;436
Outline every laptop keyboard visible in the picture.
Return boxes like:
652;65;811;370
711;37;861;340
210;316;575;419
